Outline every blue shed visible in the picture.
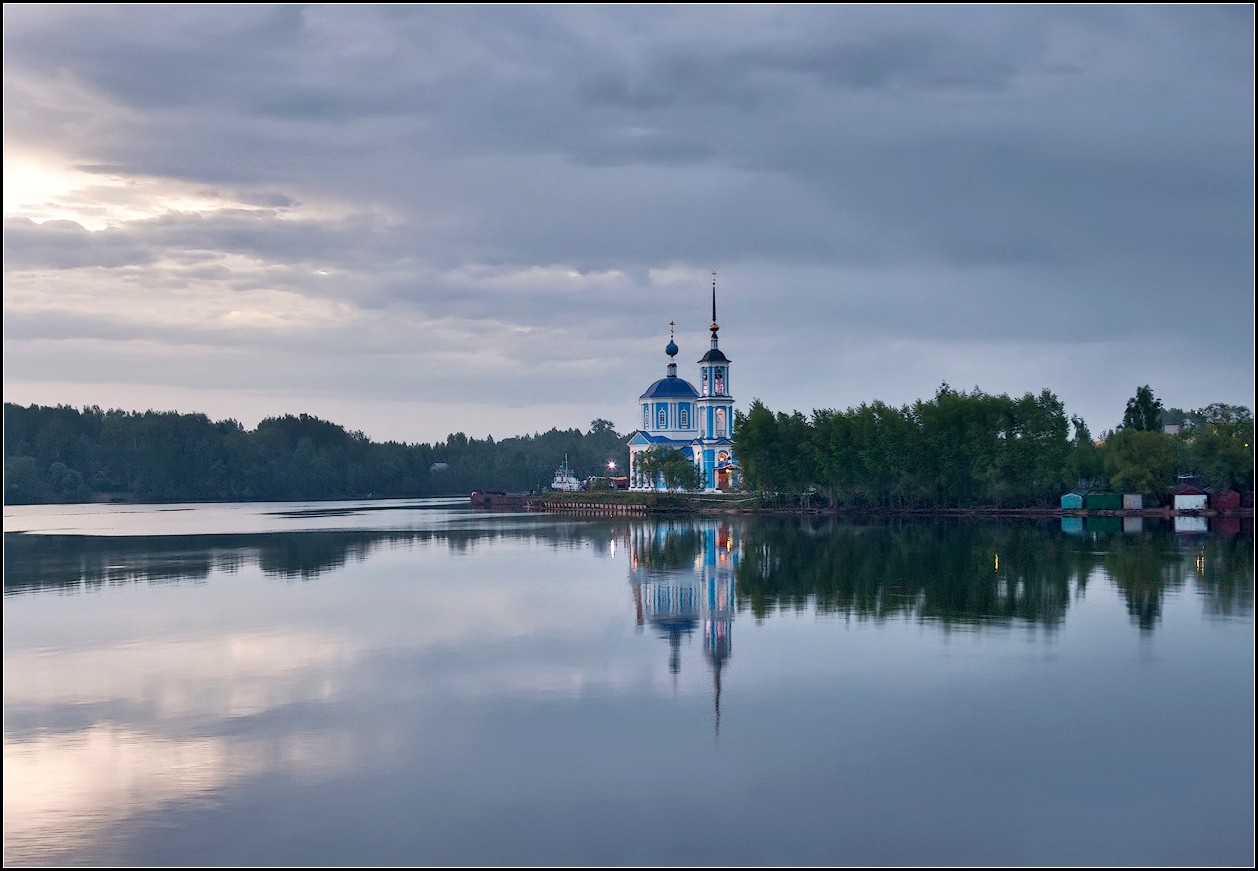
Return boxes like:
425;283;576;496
1061;492;1084;510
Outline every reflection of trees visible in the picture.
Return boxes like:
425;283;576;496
634;527;702;571
2;531;411;591
1088;528;1254;631
1102;535;1186;632
733;517;1251;632
254;535;381;579
7;519;1251;637
3;534;218;592
3;521;634;592
1194;534;1255;619
736;518;1080;628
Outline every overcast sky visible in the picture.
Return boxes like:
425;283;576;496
3;4;1254;445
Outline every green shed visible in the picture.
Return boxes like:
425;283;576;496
1084;492;1123;511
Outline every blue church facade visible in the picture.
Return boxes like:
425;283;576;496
627;275;741;492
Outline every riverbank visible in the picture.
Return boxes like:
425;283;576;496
508;490;1255;520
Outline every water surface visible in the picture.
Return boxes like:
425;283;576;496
4;500;1253;865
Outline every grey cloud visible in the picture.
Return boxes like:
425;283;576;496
227;190;298;208
2;5;1252;439
3;218;156;270
75;164;133;175
4;5;307;112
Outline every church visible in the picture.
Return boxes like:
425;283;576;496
627;275;741;492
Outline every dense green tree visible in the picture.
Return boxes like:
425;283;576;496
737;386;1076;507
985;389;1072;505
1122;385;1164;431
633;447;703;491
4;455;43;504
1103;428;1180;494
1179;403;1254;491
912;384;1008;506
732;400;777;490
853;401;918;507
1065;415;1104;487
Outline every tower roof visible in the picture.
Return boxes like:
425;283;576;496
641;377;699;400
698;348;730;363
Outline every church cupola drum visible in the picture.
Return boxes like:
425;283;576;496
627;274;741;492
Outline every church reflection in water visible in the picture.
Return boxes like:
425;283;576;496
628;520;739;729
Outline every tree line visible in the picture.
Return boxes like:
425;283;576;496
732;384;1253;508
4;384;1252;507
3;403;627;505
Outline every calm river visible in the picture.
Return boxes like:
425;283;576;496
3;499;1253;866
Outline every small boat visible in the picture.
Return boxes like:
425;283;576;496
470;490;536;509
551;456;582;491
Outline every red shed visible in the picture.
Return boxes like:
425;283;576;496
1209;490;1241;511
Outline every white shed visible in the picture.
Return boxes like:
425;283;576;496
1173;488;1207;511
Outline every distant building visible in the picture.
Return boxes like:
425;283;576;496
1173;486;1207;512
1208;490;1240;511
627;274;740;492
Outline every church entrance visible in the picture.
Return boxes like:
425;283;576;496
716;468;730;491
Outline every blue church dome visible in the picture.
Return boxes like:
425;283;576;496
640;377;699;400
665;339;678;357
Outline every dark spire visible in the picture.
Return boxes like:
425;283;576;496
665;321;678;377
703;271;724;359
710;271;718;336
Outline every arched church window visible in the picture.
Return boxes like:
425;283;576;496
716;408;726;436
679;406;689;429
701;370;708;396
714;368;724;396
658;406;667;429
644;406;650;429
